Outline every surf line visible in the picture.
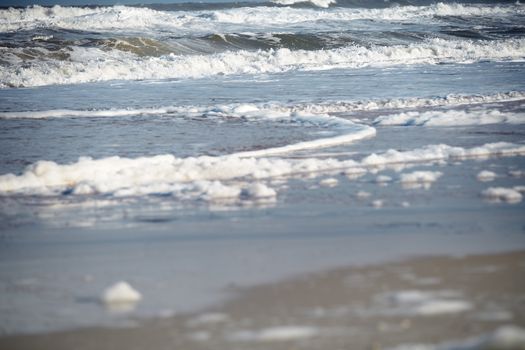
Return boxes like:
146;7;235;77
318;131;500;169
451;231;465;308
230;113;376;158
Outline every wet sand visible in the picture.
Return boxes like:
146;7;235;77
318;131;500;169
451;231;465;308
2;250;524;350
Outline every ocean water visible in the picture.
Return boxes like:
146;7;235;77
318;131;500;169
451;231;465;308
1;0;525;335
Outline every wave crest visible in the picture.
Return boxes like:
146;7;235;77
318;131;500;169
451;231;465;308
1;3;523;33
270;0;336;8
2;38;524;88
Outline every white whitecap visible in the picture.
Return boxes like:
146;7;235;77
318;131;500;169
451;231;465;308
373;109;525;127
2;38;524;88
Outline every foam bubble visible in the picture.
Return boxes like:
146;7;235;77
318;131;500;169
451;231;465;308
356;190;371;199
400;171;442;189
319;177;339;187
376;175;393;183
400;171;442;183
481;187;523;204
371;199;384;208
476;170;497;182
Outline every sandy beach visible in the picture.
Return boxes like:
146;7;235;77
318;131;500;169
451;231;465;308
1;250;524;350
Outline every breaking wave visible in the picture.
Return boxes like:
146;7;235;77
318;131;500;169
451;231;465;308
2;38;524;88
1;3;523;33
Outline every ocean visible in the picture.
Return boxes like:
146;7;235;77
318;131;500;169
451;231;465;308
0;0;525;340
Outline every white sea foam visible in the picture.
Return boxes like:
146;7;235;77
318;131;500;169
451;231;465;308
514;186;525;193
0;142;523;200
476;170;497;182
228;326;318;342
0;105;374;152
307;91;525;115
101;281;142;305
373;109;525;126
319;177;339;187
382;290;472;316
400;171;442;183
356;190;371;199
0;104;376;164
389;325;525;350
2;38;524;88
509;169;525;178
2;92;524;120
372;199;385;208
1;3;522;33
400;171;442;190
0;107;175;119
376;175;393;183
270;0;335;8
481;187;523;204
230;117;375;158
482;326;525;349
188;313;229;326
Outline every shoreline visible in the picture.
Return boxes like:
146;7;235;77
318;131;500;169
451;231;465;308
2;250;524;350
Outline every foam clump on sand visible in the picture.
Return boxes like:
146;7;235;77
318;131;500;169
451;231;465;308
414;300;473;316
188;313;229;327
481;187;523;204
383;290;472;316
228;326;318;342
483;326;525;349
477;170;497;182
101;281;142;305
389;325;525;350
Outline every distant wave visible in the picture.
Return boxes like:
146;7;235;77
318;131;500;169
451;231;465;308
0;32;435;60
2;38;524;88
1;3;523;33
270;0;336;8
